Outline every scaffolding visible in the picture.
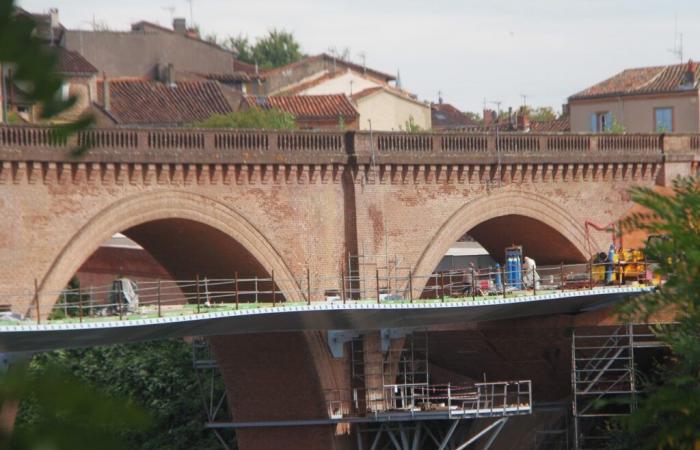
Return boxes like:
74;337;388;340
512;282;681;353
571;324;664;450
192;337;235;450
328;331;533;449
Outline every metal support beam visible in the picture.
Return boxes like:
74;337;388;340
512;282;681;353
381;328;412;353
437;419;460;450
455;418;508;450
327;330;361;358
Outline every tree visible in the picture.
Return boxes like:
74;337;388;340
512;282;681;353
463;111;482;126
194;108;296;130
17;340;224;450
0;0;92;135
612;177;700;449
529;106;557;122
202;29;302;69
251;29;302;70
226;34;254;64
2;361;150;450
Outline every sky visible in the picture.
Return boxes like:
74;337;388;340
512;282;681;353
19;0;700;114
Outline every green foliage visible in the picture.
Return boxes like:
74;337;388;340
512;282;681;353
608;115;626;134
250;29;302;69
521;106;557;122
1;361;150;450
463;111;482;126
194;107;296;130
0;0;92;148
207;28;302;69
49;277;90;320
403;116;422;133
17;340;223;450
613;177;700;449
226;34;254;64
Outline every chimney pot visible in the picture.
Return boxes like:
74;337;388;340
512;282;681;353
102;74;110;112
49;8;59;29
173;18;187;34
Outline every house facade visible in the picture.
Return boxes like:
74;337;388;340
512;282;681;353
61;19;236;80
352;87;431;131
569;60;700;133
266;55;431;131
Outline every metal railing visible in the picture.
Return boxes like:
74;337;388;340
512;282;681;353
325;380;532;420
1;260;656;326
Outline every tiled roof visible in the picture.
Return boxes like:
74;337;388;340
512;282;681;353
530;116;570;132
351;86;427;107
130;20;233;53
245;94;359;120
54;47;98;75
96;79;234;125
350;86;384;101
263;54;395;82
202;72;252;83
570;60;700;100
276;72;335;95
232;59;259;75
431;103;478;129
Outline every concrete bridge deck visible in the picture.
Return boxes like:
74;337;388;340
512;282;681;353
0;286;650;352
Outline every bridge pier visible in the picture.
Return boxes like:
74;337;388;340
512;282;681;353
210;331;355;450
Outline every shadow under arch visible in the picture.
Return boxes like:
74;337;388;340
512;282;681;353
40;190;301;309
412;191;595;295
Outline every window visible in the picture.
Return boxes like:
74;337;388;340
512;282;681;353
655;107;673;132
590;112;612;132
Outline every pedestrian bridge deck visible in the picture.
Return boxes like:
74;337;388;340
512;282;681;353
0;286;650;352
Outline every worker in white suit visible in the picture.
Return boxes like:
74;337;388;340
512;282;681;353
522;256;540;289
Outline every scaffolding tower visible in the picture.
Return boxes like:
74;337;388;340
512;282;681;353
192;337;235;450
571;324;664;450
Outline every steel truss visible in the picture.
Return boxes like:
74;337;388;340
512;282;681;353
356;417;509;450
571;324;665;450
192;337;235;450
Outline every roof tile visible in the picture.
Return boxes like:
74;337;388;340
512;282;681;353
571;60;700;100
97;79;234;125
245;94;359;120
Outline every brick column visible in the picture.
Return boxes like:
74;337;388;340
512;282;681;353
210;332;354;450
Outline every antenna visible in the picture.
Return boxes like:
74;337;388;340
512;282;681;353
162;6;176;22
668;13;683;62
184;0;194;26
358;52;366;74
520;94;527;108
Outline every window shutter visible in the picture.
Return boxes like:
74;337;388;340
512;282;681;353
590;113;597;132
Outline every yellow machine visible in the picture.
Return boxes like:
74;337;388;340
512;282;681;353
590;247;658;286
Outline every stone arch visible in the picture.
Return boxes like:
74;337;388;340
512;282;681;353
412;190;595;293
41;190;301;307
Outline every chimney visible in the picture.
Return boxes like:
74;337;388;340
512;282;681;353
102;74;110;112
561;103;570;116
684;59;698;86
173;18;187;35
517;112;530;132
483;109;496;127
165;63;176;87
508;106;514;127
49;8;59;29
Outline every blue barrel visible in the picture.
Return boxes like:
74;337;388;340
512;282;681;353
494;263;502;289
506;256;515;286
514;255;523;289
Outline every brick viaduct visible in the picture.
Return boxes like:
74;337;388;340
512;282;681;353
1;126;698;449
